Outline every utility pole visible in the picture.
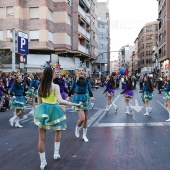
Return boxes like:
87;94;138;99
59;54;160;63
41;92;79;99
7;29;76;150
106;0;110;74
12;29;16;72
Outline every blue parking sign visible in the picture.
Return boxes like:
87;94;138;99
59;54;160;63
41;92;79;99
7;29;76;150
17;31;28;55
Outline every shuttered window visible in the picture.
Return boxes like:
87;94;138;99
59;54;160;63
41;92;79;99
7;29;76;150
29;7;39;19
29;30;39;41
48;9;53;22
0;8;3;19
6;7;13;15
48;31;53;42
0;31;3;40
6;29;12;38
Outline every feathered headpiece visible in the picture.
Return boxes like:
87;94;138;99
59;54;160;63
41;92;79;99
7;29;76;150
53;63;61;71
41;61;54;70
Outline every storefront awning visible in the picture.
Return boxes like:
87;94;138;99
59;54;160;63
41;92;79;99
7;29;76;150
59;57;75;70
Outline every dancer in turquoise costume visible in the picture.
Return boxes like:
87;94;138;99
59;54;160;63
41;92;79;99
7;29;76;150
34;63;81;170
68;64;94;142
26;73;39;114
9;74;26;128
139;76;153;116
162;74;170;121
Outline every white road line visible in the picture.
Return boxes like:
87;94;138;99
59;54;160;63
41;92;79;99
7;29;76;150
98;122;170;127
89;95;120;127
157;100;166;109
20;117;33;123
87;109;104;127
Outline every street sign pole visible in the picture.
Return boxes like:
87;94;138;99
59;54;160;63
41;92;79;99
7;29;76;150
12;29;16;71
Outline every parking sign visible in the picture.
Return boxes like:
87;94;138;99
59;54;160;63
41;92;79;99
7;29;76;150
17;31;28;55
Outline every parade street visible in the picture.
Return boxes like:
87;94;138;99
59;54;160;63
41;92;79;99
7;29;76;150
1;85;170;170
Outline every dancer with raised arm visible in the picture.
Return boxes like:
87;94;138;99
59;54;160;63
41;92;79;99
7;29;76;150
34;62;81;170
68;63;94;142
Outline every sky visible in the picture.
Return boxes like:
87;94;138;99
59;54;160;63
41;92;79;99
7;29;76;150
97;0;158;59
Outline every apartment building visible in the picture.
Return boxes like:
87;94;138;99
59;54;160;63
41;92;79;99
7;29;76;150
0;0;98;73
110;60;119;73
157;0;170;76
118;45;135;71
93;1;109;74
133;37;139;74
137;21;158;74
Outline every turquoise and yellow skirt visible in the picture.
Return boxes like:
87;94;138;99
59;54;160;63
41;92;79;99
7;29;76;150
34;102;67;131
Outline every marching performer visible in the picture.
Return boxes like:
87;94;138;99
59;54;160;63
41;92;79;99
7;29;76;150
162;74;170;121
33;62;81;170
53;63;69;112
9;74;26;128
102;73;117;112
139;76;153;117
26;73;39;114
68;64;94;142
120;76;134;114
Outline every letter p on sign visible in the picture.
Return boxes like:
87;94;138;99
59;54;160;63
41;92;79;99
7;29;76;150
21;38;26;48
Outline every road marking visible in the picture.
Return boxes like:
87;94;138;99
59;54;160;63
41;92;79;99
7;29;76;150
89;95;120;127
97;122;170;127
87;109;104;127
157;100;166;109
130;99;143;112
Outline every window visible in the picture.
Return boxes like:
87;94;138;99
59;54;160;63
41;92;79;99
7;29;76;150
100;34;103;39
99;24;103;28
6;29;12;38
67;34;71;45
67;14;71;25
100;44;103;49
156;34;158;40
146;35;152;40
29;7;39;19
146;43;153;48
6;6;13;16
146;26;152;32
0;31;3;40
29;30;39;41
0;8;3;19
48;31;53;42
48;9;53;22
100;54;103;59
86;61;89;68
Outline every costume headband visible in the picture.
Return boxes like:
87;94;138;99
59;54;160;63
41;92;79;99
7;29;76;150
41;61;54;70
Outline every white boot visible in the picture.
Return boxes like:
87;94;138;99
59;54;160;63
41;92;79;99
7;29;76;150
15;117;23;128
75;125;81;138
125;106;130;114
166;111;170;122
53;142;60;159
144;107;149;116
105;105;109;111
148;106;152;113
82;128;89;142
9;115;18;127
112;102;118;112
39;152;47;170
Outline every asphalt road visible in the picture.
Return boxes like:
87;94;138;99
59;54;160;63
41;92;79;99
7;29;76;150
1;84;170;170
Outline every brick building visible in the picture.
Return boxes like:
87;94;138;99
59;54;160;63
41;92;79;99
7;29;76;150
0;0;98;73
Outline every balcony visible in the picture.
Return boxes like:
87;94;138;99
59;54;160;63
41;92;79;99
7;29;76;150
78;24;90;39
84;0;90;8
78;44;90;55
78;6;90;24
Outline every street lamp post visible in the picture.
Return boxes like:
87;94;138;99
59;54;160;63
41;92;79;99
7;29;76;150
94;50;121;76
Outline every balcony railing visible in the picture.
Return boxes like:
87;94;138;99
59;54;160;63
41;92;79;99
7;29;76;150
84;0;90;8
78;44;90;55
78;6;90;24
78;24;90;39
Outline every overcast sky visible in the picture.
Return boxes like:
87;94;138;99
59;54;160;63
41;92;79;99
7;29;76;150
97;0;158;59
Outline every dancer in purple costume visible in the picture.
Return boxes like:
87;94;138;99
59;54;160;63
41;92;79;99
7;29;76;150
102;73;117;112
120;76;134;114
53;64;69;112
